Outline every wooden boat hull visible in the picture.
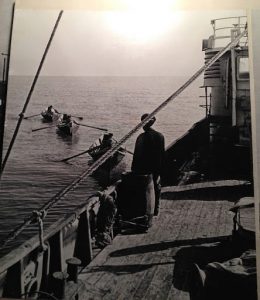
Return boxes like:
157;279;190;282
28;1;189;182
88;134;129;185
90;148;129;186
56;122;79;136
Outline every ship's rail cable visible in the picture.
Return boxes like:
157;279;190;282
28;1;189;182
0;28;247;250
0;10;63;176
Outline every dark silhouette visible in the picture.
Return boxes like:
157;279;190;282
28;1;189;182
131;113;165;216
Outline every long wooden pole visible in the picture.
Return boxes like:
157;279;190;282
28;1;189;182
1;10;63;175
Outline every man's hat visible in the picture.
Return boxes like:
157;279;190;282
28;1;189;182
141;113;156;128
104;132;113;137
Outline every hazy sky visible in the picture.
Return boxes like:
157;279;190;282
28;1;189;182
9;8;245;76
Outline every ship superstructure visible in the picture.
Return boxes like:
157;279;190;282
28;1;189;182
203;16;251;178
163;16;251;185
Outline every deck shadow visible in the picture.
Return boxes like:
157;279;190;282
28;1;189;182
162;185;252;201
109;236;230;257
80;261;173;275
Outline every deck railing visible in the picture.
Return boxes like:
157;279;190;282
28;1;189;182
210;16;247;48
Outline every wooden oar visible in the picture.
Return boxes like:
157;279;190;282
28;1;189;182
112;137;133;155
32;125;57;132
24;113;41;120
60;140;132;163
75;122;108;131
59;145;101;162
70;115;83;120
123;148;134;155
56;111;83;120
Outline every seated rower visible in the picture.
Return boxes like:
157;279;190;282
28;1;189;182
61;114;73;126
88;132;115;159
96;133;115;155
47;105;58;115
100;133;114;150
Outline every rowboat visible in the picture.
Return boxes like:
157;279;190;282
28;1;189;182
88;133;126;162
56;117;79;136
41;109;59;122
88;133;129;185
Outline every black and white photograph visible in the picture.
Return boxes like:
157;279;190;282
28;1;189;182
0;0;259;299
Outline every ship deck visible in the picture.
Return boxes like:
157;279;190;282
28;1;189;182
72;180;253;300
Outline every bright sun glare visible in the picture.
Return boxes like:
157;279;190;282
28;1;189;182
105;0;180;44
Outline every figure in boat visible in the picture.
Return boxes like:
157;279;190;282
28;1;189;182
56;114;79;136
41;105;59;122
87;132;127;185
99;132;114;152
88;132;115;160
47;105;58;114
61;114;72;126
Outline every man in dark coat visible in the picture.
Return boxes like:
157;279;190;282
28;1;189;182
131;113;165;216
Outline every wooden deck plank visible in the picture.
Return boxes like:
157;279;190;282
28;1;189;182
79;230;153;297
213;201;223;237
131;203;189;300
103;207;177;299
100;202;190;299
100;230;158;297
76;198;234;300
166;200;206;300
103;245;159;298
218;202;229;236
161;180;250;193
143;201;201;300
239;207;255;232
78;203;178;299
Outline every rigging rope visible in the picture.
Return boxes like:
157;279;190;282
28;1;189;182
0;27;247;250
0;11;63;176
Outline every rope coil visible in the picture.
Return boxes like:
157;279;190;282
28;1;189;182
0;27;247;250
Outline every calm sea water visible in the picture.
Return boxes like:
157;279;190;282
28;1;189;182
0;75;204;241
